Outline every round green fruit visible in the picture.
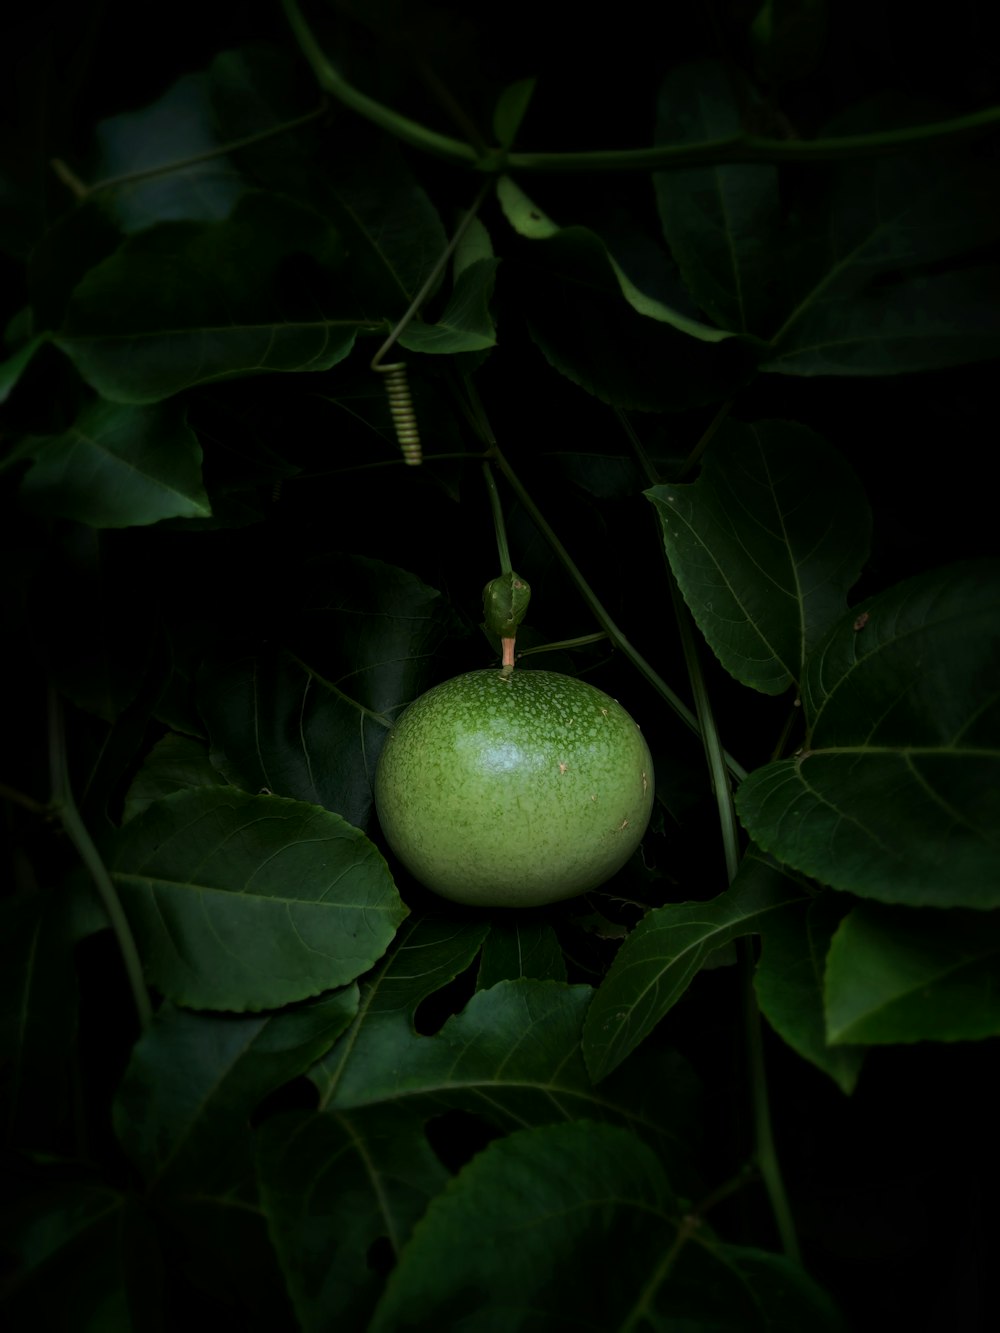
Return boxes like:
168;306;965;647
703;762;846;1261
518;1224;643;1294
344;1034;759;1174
374;668;654;907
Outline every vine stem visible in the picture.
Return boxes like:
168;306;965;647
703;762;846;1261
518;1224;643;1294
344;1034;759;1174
741;939;801;1262
625;412;800;1265
48;689;153;1033
458;378;747;783
481;461;512;575
281;0;1000;172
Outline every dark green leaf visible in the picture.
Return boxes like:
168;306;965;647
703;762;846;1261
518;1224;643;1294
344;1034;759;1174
654;62;782;334
109;787;407;1010
0;332;48;403
824;902;1000;1044
398;258;500;354
122;732;228;822
25;527;156;722
476;920;567;989
93;71;242;232
755;893;865;1094
209;48;448;315
308;914;490;1105
492;79;537;149
751;0;829;86
113;989;357;1190
257;1105;450;1333
497;176;755;413
27;204;123;332
150;1192;293;1331
762;266;1000;375
583;850;805;1082
499;175;731;341
0;887;103;1150
10;400;211;527
198;554;457;830
55;192;363;402
369;1121;846;1332
766;141;1000;373
0;1180;159;1333
323;976;695;1168
736;561;1000;907
648;419;870;694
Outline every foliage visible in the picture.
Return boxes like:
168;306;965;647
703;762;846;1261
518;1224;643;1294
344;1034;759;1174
2;2;998;1329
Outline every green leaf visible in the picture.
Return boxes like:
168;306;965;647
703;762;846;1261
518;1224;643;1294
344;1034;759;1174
122;731;228;822
492;78;537;149
824;902;1000;1044
323;974;696;1168
452;215;494;280
54;192;363;402
498;175;731;342
209;48;449;314
9;399;212;527
113;989;358;1190
369;1122;846;1332
755;894;866;1094
93;71;243;232
736;561;1000;908
583;850;805;1082
476;920;567;989
0;332;48;403
766;138;1000;373
654;62;782;334
647;418;870;694
265;915;487;1329
525;257;755;410
198;555;456;830
762;266;1000;375
308;922;699;1174
257;1104;450;1333
496;175;757;412
108;787;408;1010
398;257;500;354
308;914;492;1105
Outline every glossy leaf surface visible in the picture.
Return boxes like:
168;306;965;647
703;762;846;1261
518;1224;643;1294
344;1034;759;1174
583;850;804;1081
824;902;1000;1043
109;788;407;1009
648;419;870;694
737;562;1000;907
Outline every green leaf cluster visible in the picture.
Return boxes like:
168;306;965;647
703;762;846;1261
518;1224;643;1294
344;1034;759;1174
3;7;998;1330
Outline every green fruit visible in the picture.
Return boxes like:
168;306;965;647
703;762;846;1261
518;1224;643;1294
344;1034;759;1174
374;668;654;907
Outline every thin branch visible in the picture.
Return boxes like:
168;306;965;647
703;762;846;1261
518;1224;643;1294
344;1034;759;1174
459;383;746;782
280;0;1000;173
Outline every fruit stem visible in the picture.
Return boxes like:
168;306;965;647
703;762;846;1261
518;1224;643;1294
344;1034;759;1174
48;688;153;1033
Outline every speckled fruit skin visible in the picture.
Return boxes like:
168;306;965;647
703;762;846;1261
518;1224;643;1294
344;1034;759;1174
374;668;654;907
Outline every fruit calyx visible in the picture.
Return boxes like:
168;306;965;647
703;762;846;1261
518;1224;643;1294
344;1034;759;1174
483;570;531;674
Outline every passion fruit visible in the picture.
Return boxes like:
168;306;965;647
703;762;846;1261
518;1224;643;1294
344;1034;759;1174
374;668;654;907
